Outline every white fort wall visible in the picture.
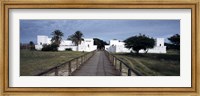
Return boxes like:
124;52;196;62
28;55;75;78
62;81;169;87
35;35;166;53
35;35;97;52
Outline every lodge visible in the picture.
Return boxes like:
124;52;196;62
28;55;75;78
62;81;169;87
35;35;166;53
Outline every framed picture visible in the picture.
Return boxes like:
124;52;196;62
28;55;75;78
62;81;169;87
0;0;199;96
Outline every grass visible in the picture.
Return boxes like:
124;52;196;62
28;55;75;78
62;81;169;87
20;50;86;76
113;50;180;76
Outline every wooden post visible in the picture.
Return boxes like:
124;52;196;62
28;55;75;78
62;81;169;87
120;62;122;75
81;56;83;64
109;55;111;62
115;59;117;68
113;57;115;65
83;56;84;63
85;54;86;61
76;58;78;69
128;68;131;76
85;55;86;62
85;54;87;61
68;62;71;76
55;67;58;76
83;55;85;63
111;55;112;62
80;56;82;64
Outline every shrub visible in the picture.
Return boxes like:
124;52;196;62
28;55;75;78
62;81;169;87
65;48;72;51
41;44;58;51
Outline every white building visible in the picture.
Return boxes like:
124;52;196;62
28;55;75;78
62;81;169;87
35;35;166;53
35;35;97;52
105;40;131;53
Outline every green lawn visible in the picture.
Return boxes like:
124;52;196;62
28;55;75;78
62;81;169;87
20;50;86;76
113;50;180;76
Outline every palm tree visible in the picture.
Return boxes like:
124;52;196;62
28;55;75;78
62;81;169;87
51;30;64;48
68;31;84;46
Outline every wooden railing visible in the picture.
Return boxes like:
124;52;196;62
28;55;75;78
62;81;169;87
36;51;95;76
104;51;142;76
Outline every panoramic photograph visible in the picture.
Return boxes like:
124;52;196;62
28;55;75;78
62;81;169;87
20;20;180;76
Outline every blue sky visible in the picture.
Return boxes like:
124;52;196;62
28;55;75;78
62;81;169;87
20;20;180;44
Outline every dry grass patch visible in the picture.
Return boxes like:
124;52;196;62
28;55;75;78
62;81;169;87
20;50;86;76
114;50;180;76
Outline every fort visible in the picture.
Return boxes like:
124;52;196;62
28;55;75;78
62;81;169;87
35;35;166;53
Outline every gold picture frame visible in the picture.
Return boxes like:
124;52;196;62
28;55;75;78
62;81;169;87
0;0;199;96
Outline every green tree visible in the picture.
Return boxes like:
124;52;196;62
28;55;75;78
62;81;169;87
124;34;155;54
29;41;35;50
51;30;64;51
168;34;180;50
93;38;108;49
68;31;84;46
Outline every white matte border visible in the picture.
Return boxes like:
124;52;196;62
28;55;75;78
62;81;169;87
9;9;191;87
